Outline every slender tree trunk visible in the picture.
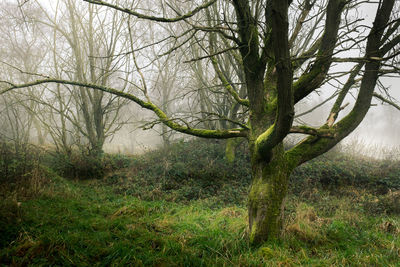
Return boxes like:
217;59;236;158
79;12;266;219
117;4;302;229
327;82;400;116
248;143;291;244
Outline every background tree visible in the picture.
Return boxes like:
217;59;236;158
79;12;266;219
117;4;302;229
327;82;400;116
3;0;132;161
1;0;400;244
43;0;131;159
0;2;48;147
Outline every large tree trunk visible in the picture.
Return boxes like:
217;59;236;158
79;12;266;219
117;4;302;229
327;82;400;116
248;143;291;245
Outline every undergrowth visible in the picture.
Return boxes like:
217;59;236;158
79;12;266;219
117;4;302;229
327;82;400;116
104;140;251;205
102;139;400;213
0;139;399;266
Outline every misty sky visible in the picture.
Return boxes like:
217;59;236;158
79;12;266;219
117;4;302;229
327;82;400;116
9;0;400;150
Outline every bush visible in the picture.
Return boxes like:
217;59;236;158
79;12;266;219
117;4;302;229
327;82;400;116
0;142;49;248
362;190;400;215
104;139;252;204
0;196;23;248
0;141;47;198
103;153;133;171
0;141;41;184
46;151;105;180
290;151;400;195
101;139;400;205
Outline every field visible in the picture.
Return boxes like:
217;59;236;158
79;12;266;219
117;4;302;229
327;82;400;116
1;140;399;266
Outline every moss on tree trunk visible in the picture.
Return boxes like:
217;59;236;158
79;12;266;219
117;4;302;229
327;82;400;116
248;143;290;245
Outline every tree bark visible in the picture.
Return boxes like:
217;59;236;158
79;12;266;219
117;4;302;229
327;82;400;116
248;143;291;244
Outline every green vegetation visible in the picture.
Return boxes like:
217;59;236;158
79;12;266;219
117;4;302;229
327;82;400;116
1;140;399;266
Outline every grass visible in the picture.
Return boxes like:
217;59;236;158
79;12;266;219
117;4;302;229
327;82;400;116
1;175;399;266
1;140;399;266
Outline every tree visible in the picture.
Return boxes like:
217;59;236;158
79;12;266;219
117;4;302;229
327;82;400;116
2;0;132;160
43;0;131;159
0;1;49;147
1;0;400;245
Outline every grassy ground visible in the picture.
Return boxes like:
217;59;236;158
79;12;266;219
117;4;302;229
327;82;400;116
1;175;399;266
1;140;400;266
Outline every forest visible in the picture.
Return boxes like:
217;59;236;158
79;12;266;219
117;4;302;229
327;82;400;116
0;0;399;265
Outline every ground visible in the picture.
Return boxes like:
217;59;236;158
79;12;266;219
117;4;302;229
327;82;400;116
0;141;399;266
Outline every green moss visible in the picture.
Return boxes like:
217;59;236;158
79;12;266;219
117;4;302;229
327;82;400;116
254;125;275;155
248;144;291;245
293;66;322;95
225;138;242;163
266;97;278;114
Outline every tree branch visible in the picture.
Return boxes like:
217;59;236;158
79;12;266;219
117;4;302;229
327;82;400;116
373;93;400;111
183;46;239;63
326;62;364;127
0;78;248;139
290;125;335;138
293;0;347;104
82;0;216;23
255;0;294;159
286;0;396;169
289;0;316;48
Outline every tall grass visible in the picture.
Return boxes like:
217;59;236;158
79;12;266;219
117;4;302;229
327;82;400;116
0;141;51;249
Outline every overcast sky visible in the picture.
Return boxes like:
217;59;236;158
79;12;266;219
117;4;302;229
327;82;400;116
10;0;400;151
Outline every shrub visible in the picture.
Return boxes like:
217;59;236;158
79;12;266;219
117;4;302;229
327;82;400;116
0;141;47;198
0;142;49;248
46;151;105;180
0;141;41;184
103;153;133;171
0;198;21;248
104;139;251;204
290;151;400;195
362;190;400;215
102;139;400;205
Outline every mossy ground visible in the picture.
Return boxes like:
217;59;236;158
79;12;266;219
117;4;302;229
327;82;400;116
1;140;399;266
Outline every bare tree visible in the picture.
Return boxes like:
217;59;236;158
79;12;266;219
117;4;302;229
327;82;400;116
1;0;400;244
0;1;49;150
13;0;132;159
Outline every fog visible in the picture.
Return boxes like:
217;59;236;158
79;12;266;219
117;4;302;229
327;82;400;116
0;0;399;158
